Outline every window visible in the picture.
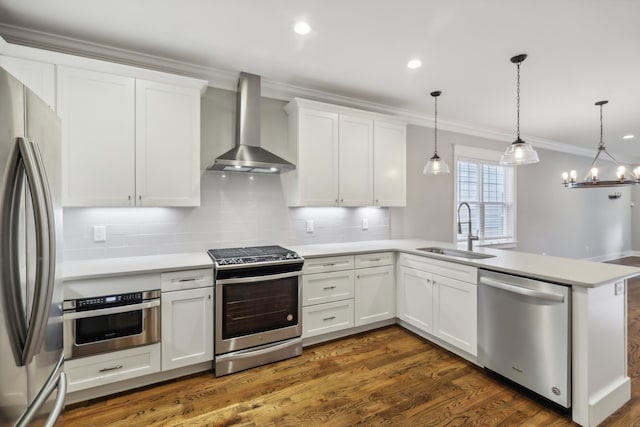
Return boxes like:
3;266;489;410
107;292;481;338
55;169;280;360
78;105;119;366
455;146;515;244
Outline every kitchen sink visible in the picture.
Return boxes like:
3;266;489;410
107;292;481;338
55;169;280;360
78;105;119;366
416;247;496;260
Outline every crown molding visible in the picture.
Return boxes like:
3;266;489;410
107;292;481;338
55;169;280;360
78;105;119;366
0;23;601;160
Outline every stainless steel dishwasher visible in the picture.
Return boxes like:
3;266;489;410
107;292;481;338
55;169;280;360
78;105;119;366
478;269;571;408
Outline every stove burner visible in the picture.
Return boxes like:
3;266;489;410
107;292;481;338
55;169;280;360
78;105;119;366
207;245;302;268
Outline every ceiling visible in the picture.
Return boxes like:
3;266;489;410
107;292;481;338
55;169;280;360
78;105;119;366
1;0;639;163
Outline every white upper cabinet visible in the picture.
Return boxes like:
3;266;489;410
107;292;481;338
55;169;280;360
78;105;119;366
58;67;204;207
373;121;406;207
135;80;201;207
286;108;339;206
57;66;136;206
0;55;56;108
338;115;374;206
285;98;406;207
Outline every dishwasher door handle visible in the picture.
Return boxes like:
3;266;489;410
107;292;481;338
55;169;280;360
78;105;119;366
479;277;565;303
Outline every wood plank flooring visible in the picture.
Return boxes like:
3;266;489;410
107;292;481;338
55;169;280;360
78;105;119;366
60;258;640;426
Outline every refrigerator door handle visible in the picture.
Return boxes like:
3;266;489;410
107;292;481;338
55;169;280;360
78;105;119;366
0;138;29;365
18;137;56;366
16;354;67;427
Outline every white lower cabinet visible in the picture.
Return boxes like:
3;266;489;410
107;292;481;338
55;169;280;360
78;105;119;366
432;274;477;356
160;269;214;371
354;264;395;327
302;256;355;338
397;254;478;356
161;287;214;371
65;343;160;393
303;300;355;337
397;266;433;332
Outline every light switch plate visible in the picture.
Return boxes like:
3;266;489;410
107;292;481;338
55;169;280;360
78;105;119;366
305;220;314;233
361;218;369;230
93;225;107;242
615;282;624;296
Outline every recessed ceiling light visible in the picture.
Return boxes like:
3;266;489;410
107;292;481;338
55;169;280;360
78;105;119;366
407;59;422;69
294;22;311;35
623;134;635;140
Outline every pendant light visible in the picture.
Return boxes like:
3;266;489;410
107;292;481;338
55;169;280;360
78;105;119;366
562;100;639;188
423;91;450;175
499;54;540;166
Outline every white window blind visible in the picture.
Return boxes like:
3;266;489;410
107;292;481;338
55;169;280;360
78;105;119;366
455;147;515;243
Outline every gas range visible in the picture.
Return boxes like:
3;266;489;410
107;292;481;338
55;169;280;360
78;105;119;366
207;245;303;269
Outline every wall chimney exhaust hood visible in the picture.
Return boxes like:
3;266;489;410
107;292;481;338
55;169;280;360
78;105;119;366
208;72;296;173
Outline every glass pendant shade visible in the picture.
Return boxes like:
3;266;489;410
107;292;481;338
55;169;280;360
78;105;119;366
499;139;540;165
423;153;450;175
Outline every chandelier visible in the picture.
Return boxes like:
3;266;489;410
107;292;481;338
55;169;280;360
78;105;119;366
562;100;639;188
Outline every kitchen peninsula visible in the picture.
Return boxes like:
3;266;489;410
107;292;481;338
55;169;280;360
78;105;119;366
63;239;640;427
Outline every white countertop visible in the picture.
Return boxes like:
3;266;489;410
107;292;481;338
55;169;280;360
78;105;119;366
288;239;640;288
62;239;640;288
63;252;213;281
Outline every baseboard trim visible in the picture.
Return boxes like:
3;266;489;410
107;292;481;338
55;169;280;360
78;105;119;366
587;377;631;427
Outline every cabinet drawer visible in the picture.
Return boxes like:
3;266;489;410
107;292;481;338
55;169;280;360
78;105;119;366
354;252;393;269
302;255;354;274
65;343;160;392
303;270;354;307
161;268;213;291
399;253;477;284
302;300;354;338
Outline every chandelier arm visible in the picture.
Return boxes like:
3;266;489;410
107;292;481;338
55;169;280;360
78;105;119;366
600;149;625;168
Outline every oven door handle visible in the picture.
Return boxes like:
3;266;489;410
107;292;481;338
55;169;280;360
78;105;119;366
63;299;160;320
216;271;301;285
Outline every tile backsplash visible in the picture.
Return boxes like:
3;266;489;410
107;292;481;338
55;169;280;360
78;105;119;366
63;171;390;261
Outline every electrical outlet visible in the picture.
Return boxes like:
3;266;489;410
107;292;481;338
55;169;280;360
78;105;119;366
361;218;369;230
93;225;107;242
615;282;624;296
305;220;314;233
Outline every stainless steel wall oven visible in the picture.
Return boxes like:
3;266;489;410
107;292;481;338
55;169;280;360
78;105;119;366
62;290;161;359
209;246;303;376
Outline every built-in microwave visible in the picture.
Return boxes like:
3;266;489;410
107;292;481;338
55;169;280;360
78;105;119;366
62;290;161;359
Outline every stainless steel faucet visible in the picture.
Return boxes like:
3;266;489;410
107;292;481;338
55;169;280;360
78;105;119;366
457;202;479;251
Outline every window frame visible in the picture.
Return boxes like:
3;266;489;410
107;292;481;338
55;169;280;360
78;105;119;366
453;145;517;247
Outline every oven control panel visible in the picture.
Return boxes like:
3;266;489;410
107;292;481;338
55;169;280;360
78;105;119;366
75;292;143;311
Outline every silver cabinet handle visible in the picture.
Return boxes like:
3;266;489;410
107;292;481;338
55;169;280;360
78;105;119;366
99;365;124;373
479;277;565;303
323;316;336;321
323;263;336;267
323;286;337;290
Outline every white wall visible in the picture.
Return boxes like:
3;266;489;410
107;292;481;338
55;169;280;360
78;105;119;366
390;125;634;260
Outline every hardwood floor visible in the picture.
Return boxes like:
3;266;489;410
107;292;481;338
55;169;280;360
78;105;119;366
60;259;640;426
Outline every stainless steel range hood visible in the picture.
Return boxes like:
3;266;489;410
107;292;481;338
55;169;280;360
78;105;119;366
208;72;295;173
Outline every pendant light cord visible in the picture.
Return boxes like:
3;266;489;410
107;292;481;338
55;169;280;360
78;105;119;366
516;61;521;141
599;102;604;149
434;95;438;154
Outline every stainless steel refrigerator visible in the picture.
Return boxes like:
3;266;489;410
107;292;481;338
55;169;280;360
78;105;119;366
0;67;66;425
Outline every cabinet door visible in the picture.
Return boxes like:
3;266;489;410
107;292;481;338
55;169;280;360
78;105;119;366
338;115;373;206
57;66;135;206
433;275;477;356
0;55;55;108
355;265;394;326
397;266;433;333
136;80;201;206
373;121;406;206
161;287;214;371
296;109;339;206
